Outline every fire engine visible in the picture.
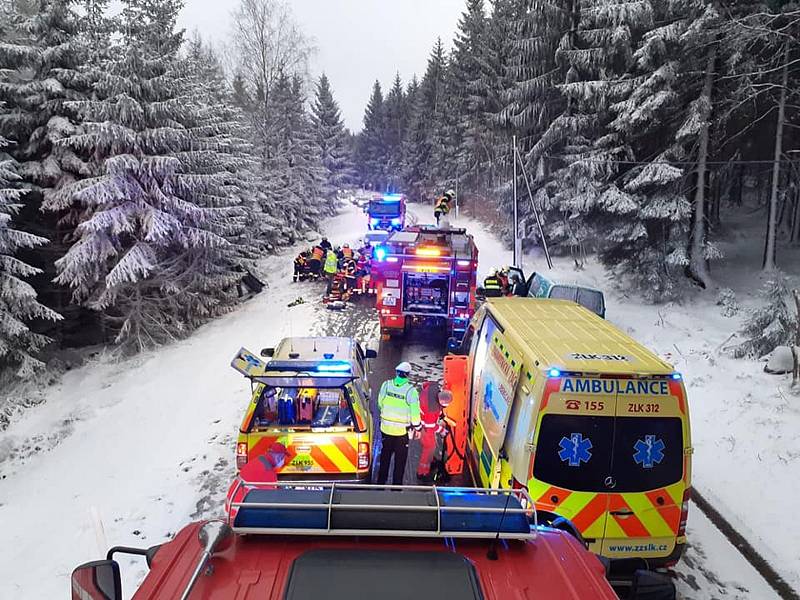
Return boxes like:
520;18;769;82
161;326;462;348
70;485;676;599
371;225;479;348
366;193;407;231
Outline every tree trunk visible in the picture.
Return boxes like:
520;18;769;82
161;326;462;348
689;45;717;289
763;40;789;271
793;290;800;387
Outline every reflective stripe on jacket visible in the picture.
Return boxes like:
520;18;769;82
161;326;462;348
377;379;421;436
323;251;338;274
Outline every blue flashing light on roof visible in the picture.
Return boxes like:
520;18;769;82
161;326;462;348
390;217;401;225
382;194;402;202
317;362;351;373
671;372;683;380
547;368;562;378
374;246;387;261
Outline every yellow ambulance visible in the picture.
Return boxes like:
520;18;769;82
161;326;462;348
459;298;692;566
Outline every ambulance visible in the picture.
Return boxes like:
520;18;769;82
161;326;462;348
451;298;692;567
230;337;376;482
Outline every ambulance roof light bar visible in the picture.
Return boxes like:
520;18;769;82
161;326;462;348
229;483;536;541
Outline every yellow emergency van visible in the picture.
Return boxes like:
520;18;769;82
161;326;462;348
459;298;691;566
231;337;376;482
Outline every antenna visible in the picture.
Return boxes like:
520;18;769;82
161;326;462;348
313;338;317;353
486;489;514;561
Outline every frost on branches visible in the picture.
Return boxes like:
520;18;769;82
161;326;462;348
733;277;799;359
55;0;245;351
0;136;60;380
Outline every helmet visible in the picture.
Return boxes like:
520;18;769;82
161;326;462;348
395;361;412;376
445;189;456;199
343;243;350;248
322;236;328;241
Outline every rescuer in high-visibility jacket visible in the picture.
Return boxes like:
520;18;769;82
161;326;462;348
323;249;338;296
483;269;503;297
376;361;421;485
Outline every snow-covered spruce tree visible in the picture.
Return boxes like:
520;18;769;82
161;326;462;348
403;39;449;203
356;80;387;190
55;0;246;350
0;132;60;379
734;277;799;359
0;0;93;338
383;74;408;193
449;0;488;194
312;73;352;207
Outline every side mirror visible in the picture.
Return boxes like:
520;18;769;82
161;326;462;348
260;347;275;358
476;286;486;297
71;559;122;600
365;348;378;359
629;569;676;600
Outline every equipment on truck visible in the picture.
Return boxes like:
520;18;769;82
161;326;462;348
72;485;675;600
367;193;407;231
446;297;692;569
371;224;479;348
230;338;377;483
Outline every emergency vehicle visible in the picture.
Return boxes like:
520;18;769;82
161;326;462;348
367;193;407;231
71;485;676;599
446;298;692;568
371;224;479;347
230;337;376;482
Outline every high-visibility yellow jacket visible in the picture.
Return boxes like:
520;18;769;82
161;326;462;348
377;377;421;436
323;251;338;274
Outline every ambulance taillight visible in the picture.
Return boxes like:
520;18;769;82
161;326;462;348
677;488;691;538
358;442;370;469
236;442;248;468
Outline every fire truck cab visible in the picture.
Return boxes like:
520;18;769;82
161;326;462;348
371;225;479;347
367;193;407;231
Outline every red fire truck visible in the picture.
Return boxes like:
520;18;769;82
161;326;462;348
371;225;479;348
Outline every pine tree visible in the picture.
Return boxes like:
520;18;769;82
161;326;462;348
403;39;449;202
0;0;93;341
357;80;387;190
54;0;244;350
0;130;60;379
383;73;407;193
734;277;798;358
312;73;352;206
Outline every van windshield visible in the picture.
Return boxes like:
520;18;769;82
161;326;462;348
369;201;402;217
534;414;683;493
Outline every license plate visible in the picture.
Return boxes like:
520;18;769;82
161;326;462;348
383;296;397;306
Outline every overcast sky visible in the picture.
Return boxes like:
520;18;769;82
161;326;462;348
177;0;466;132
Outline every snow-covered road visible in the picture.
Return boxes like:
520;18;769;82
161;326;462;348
0;201;792;599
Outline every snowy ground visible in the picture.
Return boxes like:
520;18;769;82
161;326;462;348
0;201;794;598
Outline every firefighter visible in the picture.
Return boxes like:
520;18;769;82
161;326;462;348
293;251;309;282
356;253;371;293
320;236;332;251
416;382;452;482
309;245;325;276
342;255;358;292
483;269;503;296
376;361;421;485
323;249;338;296
434;189;455;226
341;243;354;259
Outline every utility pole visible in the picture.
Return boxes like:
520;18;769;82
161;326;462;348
513;136;520;268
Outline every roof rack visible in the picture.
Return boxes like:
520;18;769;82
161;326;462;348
227;482;537;540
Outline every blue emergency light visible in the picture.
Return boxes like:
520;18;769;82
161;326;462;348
317;362;351;373
382;194;402;202
374;246;387;261
547;368;562;378
391;218;401;225
671;372;682;380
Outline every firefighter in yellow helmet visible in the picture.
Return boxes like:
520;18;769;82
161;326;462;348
376;361;421;485
434;189;455;226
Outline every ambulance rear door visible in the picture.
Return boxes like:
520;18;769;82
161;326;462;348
530;375;617;555
600;378;687;560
